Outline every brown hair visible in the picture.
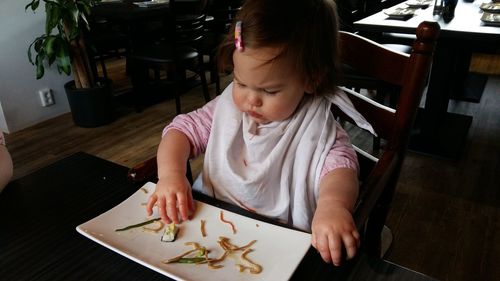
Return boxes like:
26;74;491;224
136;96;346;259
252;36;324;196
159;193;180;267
217;0;341;95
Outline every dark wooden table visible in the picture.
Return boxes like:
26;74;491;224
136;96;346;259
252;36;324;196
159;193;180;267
92;0;171;22
354;0;500;160
0;152;437;281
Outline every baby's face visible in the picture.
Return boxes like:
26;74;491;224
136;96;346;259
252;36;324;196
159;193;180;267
232;47;312;124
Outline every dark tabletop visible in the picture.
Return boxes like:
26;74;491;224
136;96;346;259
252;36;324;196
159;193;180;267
354;0;500;42
0;152;437;281
353;0;498;160
92;0;171;21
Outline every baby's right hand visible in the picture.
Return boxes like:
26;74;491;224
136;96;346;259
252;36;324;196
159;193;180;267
146;172;195;224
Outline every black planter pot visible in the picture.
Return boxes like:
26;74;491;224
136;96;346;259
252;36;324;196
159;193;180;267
64;79;115;128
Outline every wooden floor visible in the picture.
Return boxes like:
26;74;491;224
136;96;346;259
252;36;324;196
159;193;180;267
4;56;500;281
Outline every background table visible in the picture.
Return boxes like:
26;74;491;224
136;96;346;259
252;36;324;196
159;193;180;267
0;152;437;281
93;0;171;21
354;0;500;160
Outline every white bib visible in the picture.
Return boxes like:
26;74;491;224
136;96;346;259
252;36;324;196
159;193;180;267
193;84;340;231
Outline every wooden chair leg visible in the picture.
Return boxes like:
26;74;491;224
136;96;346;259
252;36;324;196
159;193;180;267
129;60;149;113
100;56;108;80
174;88;182;114
363;167;400;257
214;66;221;96
199;54;211;102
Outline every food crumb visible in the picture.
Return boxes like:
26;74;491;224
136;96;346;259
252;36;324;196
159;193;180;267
256;224;259;227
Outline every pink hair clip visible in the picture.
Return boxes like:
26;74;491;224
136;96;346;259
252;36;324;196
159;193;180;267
235;21;244;51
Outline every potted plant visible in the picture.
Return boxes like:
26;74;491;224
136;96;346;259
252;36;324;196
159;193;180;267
26;0;115;127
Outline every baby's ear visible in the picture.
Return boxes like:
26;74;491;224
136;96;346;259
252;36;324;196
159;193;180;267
304;80;316;95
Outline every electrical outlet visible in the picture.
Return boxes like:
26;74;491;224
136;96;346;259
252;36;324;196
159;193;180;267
38;88;55;107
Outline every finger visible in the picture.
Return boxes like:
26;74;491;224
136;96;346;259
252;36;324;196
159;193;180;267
342;234;358;260
187;192;195;219
158;199;171;224
353;230;361;247
315;235;332;263
329;234;343;266
311;233;317;249
176;192;189;222
166;193;179;224
146;194;157;216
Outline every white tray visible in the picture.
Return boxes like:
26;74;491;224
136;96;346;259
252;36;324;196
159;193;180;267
77;182;311;281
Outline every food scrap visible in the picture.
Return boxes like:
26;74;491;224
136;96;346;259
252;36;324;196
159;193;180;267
143;220;164;233
115;218;161;232
163;242;208;264
200;219;207;237
163;237;262;274
219;211;236;234
161;222;179;242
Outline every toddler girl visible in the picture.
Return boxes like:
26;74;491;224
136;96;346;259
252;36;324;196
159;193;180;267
147;0;363;266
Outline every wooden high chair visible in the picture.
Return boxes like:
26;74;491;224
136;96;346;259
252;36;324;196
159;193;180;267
127;21;440;259
334;21;439;256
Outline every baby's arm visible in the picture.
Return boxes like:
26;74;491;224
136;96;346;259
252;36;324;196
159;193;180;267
311;168;360;266
0;144;13;192
146;130;194;224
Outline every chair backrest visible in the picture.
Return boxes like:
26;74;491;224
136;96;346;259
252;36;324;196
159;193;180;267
167;0;210;48
333;21;440;254
207;0;242;34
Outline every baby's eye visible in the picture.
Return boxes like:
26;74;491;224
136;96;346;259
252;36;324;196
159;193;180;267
235;81;246;88
263;89;279;95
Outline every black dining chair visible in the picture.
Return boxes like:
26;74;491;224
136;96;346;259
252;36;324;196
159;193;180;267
85;16;129;81
128;0;212;114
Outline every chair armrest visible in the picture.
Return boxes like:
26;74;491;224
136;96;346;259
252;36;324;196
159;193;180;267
353;149;400;231
127;157;158;183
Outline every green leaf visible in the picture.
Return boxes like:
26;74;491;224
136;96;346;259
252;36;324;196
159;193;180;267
35;55;45;79
44;36;57;57
25;0;39;12
34;37;44;52
28;36;45;64
31;0;40;11
56;41;72;76
67;1;81;27
27;40;37;65
80;13;90;31
48;53;56;66
45;2;61;35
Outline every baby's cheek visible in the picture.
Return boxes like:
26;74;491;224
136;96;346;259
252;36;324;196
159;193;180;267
232;92;245;111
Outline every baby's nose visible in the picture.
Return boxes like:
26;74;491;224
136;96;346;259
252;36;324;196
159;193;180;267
248;92;263;107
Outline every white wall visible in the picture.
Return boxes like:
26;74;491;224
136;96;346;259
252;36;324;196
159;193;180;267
0;0;71;133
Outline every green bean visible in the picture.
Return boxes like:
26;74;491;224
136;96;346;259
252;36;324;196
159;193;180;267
176;257;207;264
115;218;161;232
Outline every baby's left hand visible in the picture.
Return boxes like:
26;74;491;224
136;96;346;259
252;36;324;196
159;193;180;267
311;205;360;266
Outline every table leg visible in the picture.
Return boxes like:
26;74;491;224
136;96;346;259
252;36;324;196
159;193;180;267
408;39;473;160
450;47;488;103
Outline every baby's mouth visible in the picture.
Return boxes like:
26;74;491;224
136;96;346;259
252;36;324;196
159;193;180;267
247;111;263;119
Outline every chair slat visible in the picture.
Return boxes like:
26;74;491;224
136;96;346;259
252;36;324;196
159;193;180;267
340;32;410;86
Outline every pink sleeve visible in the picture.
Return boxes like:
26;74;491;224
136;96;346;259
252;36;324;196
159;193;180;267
320;122;359;179
163;96;220;158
